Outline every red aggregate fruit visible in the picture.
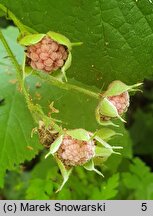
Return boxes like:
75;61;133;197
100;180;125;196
57;135;95;166
26;36;68;73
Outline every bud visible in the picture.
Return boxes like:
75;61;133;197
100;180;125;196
96;80;142;126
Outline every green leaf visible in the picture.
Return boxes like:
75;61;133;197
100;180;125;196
66;128;90;141
31;155;58;180
1;170;30;200
90;173;119;200
26;178;53;200
130;109;153;155
122;158;153;199
25;155;64;198
45;135;63;158
1;0;153;87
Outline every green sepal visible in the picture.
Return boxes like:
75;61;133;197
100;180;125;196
95;146;113;158
66;128;90;141
18;34;46;46
55;155;73;193
94;135;123;151
99;98;126;122
71;42;83;47
95;146;122;158
47;31;72;50
102;80;143;97
95;108;119;127
61;51;72;82
84;159;104;177
92;128;122;141
45;135;63;158
94;145;122;165
23;65;33;78
22;54;34;78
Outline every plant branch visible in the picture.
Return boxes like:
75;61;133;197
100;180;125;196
0;30;56;128
0;30;32;106
34;72;100;100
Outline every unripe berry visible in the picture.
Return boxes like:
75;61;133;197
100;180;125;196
57;135;95;166
25;36;68;73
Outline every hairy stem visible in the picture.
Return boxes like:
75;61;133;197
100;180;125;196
0;3;37;34
0;30;52;127
0;30;22;81
0;30;30;103
35;72;100;100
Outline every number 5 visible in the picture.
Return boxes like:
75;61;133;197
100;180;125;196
141;203;147;211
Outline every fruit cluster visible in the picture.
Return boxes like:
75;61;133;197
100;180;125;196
26;36;68;73
57;135;95;166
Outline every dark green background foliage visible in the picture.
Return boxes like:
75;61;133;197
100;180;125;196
0;0;153;199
